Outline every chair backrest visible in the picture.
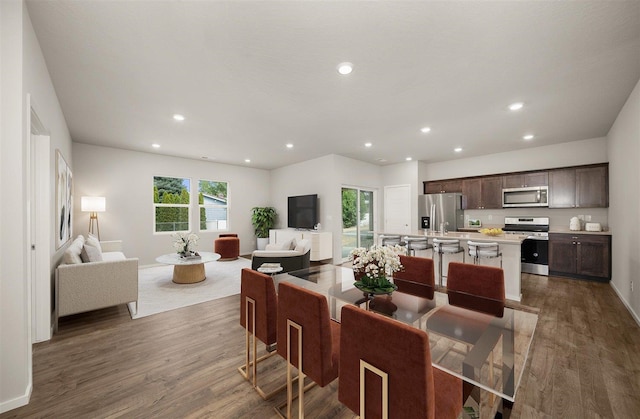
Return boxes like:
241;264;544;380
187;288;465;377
446;262;505;316
467;240;499;258
240;268;278;345
338;305;436;418
393;255;435;299
433;238;462;253
277;281;339;387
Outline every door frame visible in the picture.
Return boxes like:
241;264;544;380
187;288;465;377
341;185;377;262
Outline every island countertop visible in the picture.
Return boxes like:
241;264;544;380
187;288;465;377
382;230;527;245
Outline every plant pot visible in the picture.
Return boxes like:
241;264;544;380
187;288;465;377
256;237;269;250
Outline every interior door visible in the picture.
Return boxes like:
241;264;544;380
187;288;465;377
384;184;411;235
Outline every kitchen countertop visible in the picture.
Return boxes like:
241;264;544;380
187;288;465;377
548;228;611;236
383;230;526;245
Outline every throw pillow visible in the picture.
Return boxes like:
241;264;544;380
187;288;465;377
81;245;103;263
86;234;102;252
63;236;85;264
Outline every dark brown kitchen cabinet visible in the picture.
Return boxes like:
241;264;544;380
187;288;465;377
549;233;611;281
549;164;608;208
503;171;548;188
424;179;463;194
462;176;502;209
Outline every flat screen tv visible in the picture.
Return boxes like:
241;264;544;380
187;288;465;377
288;194;318;229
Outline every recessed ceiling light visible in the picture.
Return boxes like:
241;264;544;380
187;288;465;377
244;159;251;163
508;102;524;111
364;142;372;148
406;157;412;161
337;62;353;75
286;143;294;149
523;134;535;140
454;147;463;152
173;114;185;121
420;127;431;133
152;143;160;149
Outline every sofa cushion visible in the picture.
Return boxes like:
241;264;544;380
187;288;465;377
294;239;311;253
265;238;296;251
63;236;85;264
102;251;127;262
86;233;102;252
81;244;103;263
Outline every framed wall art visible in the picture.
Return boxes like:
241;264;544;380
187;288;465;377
55;150;73;249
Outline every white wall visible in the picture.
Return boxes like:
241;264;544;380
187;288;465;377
607;77;640;323
270;154;383;263
422;137;608;180
72;143;271;265
0;1;30;412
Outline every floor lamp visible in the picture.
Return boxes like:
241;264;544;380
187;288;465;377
81;196;106;240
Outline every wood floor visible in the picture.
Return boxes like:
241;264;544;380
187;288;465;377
3;273;640;418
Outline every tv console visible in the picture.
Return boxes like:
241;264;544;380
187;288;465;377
269;229;332;261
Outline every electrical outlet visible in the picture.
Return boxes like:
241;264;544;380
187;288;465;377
488;214;493;221
585;215;592;221
632;281;634;292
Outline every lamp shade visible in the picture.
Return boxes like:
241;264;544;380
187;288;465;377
81;196;106;212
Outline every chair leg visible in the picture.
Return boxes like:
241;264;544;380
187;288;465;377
238;297;288;400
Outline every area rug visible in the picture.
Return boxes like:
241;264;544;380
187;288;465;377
128;258;251;319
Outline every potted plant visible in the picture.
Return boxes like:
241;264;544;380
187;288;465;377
251;207;277;250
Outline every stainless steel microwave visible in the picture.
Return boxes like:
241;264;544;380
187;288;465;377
502;186;548;207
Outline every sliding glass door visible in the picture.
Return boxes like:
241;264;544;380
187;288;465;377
341;187;375;261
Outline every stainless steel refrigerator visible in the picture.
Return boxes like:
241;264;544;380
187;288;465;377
418;193;464;233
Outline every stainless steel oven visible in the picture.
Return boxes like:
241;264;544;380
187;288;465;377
504;217;550;276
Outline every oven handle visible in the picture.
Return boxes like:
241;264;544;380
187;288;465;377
525;235;548;241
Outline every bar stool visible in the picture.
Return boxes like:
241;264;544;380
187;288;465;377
467;241;502;268
379;235;404;247
433;238;465;287
403;236;433;257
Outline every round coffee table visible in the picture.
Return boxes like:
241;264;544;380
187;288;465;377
155;252;221;284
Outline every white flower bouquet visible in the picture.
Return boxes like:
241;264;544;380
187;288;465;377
350;244;405;294
173;232;199;257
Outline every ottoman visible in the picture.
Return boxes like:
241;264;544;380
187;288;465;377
215;234;240;261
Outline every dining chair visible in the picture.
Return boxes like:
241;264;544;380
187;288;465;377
275;281;340;419
446;261;505;316
238;268;285;400
393;255;435;299
338;304;462;419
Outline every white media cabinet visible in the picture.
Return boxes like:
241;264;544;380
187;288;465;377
269;229;333;261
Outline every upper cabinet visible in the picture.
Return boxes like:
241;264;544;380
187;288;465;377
549;164;608;208
462;176;502;209
424;179;462;194
503;171;548;189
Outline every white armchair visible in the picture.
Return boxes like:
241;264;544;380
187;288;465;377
251;238;312;273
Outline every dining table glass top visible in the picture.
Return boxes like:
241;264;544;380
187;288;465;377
273;264;538;403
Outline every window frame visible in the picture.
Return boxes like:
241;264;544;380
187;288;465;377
153;175;192;234
197;179;229;233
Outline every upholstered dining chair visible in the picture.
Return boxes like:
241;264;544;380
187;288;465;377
446;262;505;316
238;268;284;400
339;304;463;419
276;281;340;419
393;255;436;299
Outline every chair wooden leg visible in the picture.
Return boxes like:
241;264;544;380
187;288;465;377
360;360;389;419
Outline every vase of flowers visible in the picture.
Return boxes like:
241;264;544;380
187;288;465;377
173;232;199;258
350;244;405;295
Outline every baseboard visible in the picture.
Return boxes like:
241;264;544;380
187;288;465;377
610;281;640;327
0;382;32;414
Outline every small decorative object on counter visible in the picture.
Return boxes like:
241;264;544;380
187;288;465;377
570;217;581;231
479;228;503;236
350;244;405;294
173;232;200;258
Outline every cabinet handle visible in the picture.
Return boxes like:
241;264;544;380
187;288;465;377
577;242;581;245
572;241;576;245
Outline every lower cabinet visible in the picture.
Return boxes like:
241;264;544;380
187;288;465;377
549;233;611;281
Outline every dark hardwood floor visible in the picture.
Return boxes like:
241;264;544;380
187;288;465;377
3;273;639;418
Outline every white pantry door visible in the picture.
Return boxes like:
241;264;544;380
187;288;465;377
384;185;411;235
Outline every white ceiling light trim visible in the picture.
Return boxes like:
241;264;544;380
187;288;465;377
173;114;185;121
454;147;463;152
508;102;524;111
364;142;372;148
152;143;160;148
337;62;353;75
286;143;293;149
523;134;535;140
420;127;431;133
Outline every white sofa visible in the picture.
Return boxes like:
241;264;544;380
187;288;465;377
251;238;312;273
55;235;138;331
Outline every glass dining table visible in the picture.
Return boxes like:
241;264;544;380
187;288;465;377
272;264;538;419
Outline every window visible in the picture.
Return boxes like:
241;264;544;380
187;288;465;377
153;176;191;232
198;180;228;231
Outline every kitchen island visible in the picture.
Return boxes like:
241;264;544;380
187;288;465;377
377;230;526;301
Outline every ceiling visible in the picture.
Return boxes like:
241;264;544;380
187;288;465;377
26;1;640;170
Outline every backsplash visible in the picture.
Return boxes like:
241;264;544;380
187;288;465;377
463;207;609;231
